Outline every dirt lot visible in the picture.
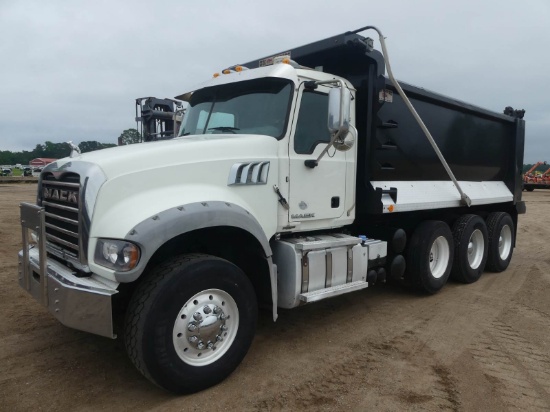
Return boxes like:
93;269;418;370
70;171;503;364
1;184;549;411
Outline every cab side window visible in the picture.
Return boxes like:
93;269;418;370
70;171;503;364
294;91;331;154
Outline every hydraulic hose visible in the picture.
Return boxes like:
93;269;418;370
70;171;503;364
352;26;471;207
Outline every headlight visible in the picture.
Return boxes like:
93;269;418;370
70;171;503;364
94;239;140;271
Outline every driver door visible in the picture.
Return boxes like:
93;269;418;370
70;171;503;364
288;86;347;224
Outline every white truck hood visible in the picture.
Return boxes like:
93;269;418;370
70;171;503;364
53;134;278;179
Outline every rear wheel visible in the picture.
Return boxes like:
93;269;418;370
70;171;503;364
486;212;514;272
406;220;453;294
451;214;488;283
124;254;257;394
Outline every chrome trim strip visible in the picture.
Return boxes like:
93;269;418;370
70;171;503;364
346;248;353;283
325;251;332;288
42;201;79;213
45;223;78;238
45;212;78;225
301;253;309;294
42;181;80;188
239;163;254;184
45;234;79;251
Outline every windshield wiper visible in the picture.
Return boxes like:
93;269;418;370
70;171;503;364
207;126;240;134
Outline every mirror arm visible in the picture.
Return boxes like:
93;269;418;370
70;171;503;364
304;129;345;168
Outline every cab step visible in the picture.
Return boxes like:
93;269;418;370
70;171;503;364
299;280;368;303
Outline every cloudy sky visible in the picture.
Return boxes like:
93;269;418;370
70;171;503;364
1;0;548;162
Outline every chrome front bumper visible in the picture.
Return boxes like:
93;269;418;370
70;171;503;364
19;202;118;339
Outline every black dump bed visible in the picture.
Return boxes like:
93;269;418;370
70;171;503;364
244;29;525;214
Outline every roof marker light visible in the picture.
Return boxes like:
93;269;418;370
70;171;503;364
213;73;220;78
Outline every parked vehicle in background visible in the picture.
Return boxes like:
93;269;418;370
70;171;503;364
134;97;185;142
23;167;33;177
523;161;549;191
2;168;12;176
18;26;526;394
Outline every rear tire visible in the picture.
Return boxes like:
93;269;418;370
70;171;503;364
485;212;514;272
450;214;488;283
124;254;257;394
406;220;453;294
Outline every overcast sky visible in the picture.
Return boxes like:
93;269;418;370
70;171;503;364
1;0;548;163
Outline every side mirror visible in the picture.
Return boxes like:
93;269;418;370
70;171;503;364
328;87;351;135
305;82;353;168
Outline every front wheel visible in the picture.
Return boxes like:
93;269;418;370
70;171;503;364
406;220;454;294
124;254;257;394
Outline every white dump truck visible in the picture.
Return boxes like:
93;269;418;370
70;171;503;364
19;26;525;393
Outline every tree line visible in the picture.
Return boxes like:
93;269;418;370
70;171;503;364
1;130;546;172
0;129;141;165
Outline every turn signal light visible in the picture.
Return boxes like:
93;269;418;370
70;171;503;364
213;73;220;78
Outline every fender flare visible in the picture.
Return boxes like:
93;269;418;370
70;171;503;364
115;201;278;320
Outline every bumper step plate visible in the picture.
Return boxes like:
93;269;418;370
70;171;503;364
299;280;368;303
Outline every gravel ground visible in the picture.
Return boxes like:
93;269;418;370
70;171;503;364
1;184;549;411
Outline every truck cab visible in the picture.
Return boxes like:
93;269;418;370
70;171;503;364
177;63;357;233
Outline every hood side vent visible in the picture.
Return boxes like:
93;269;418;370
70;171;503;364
228;161;270;185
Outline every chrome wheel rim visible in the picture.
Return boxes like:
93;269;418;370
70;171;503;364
173;288;239;366
467;229;485;269
429;236;450;279
498;225;512;260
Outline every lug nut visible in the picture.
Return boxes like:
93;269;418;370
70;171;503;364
197;341;205;350
187;323;197;332
203;306;212;314
193;312;203;321
220;314;226;320
188;335;198;343
221;325;228;331
213;306;221;314
216;335;223;342
207;342;214;349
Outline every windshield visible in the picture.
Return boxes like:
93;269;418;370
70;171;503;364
179;78;293;139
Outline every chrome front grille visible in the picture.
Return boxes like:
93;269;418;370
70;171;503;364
42;173;81;258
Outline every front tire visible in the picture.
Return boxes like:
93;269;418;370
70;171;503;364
124;254;257;394
485;212;515;272
450;214;488;283
406;220;454;294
